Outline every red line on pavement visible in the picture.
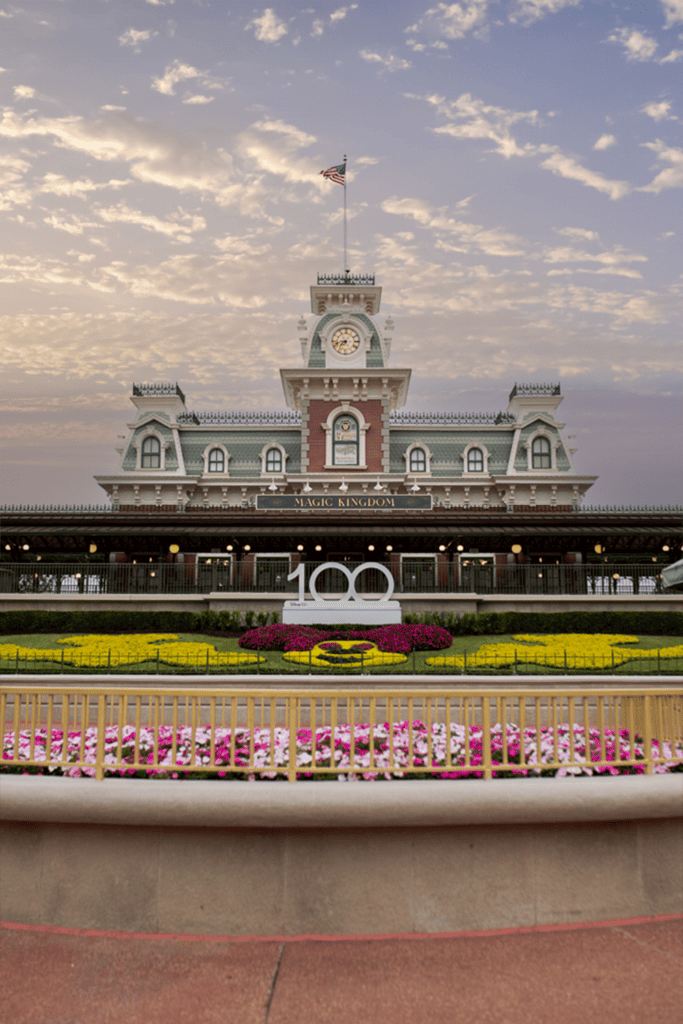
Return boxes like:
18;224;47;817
2;913;682;944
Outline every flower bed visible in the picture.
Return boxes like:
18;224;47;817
426;634;683;670
283;639;407;667
239;623;453;654
0;634;262;668
4;721;681;780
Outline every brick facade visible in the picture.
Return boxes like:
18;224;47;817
306;399;384;473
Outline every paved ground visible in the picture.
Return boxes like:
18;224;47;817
1;916;681;1024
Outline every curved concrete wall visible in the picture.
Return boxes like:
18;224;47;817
1;776;681;937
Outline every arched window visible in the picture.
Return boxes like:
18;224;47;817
141;435;161;469
409;447;427;473
208;448;225;473
467;448;484;473
531;436;551;469
266;447;283;473
333;414;358;466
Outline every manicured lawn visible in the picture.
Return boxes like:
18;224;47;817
0;632;681;675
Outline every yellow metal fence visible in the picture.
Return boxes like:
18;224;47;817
2;685;682;781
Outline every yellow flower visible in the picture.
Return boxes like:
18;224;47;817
426;634;683;669
284;639;406;668
0;633;262;667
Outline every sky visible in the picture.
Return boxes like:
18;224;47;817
0;0;681;507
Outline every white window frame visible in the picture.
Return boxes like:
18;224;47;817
260;442;288;477
461;443;490;476
322;403;370;470
202;444;230;476
523;430;558;472
403;443;432;475
134;430;169;471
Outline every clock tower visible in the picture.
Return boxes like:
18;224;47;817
280;272;411;476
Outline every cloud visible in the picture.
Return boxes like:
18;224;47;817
151;60;211;96
330;4;358;22
66;250;97;263
637;139;683;193
213;234;272;256
658;48;683;63
359;51;413;71
405;2;492;43
0;153;31;210
246;8;288;43
101;105;127;112
419;91;541;158
555;227;600;241
660;0;683;28
412;92;632;199
508;0;581;26
118;27;157;49
641;100;676;122
236;119;321;188
310;18;324;37
39;173;130;197
536;147;631;200
543;244;647;267
606;27;681;64
607;27;658;62
182;94;214;104
593;134;616;150
13;85;35;100
43;212;98;235
382;196;526;256
0;108;239;204
95;203;206;241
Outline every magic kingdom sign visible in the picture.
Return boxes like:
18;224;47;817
257;494;432;511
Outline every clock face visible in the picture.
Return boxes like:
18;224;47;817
331;327;360;355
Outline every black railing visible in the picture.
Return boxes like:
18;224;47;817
0;562;671;596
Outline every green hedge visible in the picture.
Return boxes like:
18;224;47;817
404;609;683;636
0;607;680;637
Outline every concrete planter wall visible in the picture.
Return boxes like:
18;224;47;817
1;775;681;937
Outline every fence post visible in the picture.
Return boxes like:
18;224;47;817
206;649;210;675
612;649;615;675
156;649;160;675
481;696;492;780
61;649;64;675
288;698;298;782
15;650;18;675
657;649;661;675
95;695;106;781
564;649;567;675
514;649;517;675
107;649;111;674
643;696;653;774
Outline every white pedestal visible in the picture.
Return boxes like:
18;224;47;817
282;600;402;625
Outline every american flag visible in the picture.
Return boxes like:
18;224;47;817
320;162;346;185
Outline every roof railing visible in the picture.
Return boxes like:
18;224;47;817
177;411;302;425
316;273;375;286
509;383;561;399
132;382;186;404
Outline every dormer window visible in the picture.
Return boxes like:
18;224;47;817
266;447;283;473
467;448;484;473
409;447;427;473
141;436;161;469
208;448;225;473
532;436;551;469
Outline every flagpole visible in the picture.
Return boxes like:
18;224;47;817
343;153;347;273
